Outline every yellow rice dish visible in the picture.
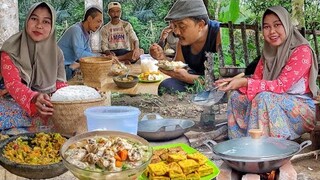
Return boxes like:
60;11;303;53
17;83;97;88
3;132;66;165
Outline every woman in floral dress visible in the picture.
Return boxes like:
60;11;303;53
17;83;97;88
215;6;318;140
0;2;67;134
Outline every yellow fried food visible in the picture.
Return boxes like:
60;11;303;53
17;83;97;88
186;172;201;180
187;152;208;165
145;146;214;180
178;159;200;175
151;154;162;164
168;162;184;178
197;164;214;177
148;161;169;176
160;152;171;161
168;154;187;163
168;146;184;153
153;148;169;156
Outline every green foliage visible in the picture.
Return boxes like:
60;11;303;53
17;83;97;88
219;0;240;23
18;0;84;38
16;0;320;60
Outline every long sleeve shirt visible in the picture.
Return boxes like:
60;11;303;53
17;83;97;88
240;45;312;101
58;22;99;65
1;52;68;116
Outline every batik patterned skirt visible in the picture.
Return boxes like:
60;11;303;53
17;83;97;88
0;98;50;135
227;91;316;140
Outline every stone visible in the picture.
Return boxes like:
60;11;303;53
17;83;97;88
278;162;297;180
242;174;260;180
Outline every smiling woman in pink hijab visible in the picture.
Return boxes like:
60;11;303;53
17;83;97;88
0;2;67;134
215;6;318;140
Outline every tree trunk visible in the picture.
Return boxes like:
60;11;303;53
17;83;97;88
0;0;19;48
292;0;305;29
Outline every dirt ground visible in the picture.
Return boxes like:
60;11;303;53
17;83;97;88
112;93;320;180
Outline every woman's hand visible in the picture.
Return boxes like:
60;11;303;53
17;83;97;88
214;77;248;91
149;43;166;60
33;93;54;117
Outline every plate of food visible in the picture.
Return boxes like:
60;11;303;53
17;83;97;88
138;72;163;83
139;143;220;180
157;60;188;71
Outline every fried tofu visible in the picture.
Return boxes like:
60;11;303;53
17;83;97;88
187;152;208;165
185;172;201;180
170;174;186;180
160;152;172;161
168;154;187;163
178;159;200;174
168;146;184;153
148;162;169;176
154;148;169;156
197;164;214;177
151;154;162;164
168;162;184;178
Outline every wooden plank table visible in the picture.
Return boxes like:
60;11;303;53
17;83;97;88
99;63;169;95
68;62;169;95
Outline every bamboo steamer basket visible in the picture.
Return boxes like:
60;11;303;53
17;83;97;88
79;57;113;88
49;92;111;136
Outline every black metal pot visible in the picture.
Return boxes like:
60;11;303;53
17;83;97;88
204;130;311;173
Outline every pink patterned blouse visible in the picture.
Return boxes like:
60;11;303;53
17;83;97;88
239;45;312;101
1;52;67;116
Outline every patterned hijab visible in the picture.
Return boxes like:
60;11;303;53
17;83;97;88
0;2;66;94
262;6;318;98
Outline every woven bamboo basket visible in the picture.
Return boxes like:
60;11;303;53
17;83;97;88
80;57;113;88
49;92;111;136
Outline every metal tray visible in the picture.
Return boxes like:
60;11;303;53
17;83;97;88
137;113;195;141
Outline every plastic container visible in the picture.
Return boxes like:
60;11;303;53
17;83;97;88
84;106;141;134
140;54;158;73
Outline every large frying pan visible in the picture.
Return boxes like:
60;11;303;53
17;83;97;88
137;113;195;141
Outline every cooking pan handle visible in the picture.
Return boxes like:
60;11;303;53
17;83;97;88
298;140;312;153
140;113;163;121
203;140;217;151
203;140;221;159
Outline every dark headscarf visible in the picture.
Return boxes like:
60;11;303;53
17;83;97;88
262;6;318;98
0;2;66;94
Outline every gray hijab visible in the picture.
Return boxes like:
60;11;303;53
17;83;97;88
0;2;66;94
262;6;318;98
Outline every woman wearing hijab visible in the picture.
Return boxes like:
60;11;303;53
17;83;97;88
215;6;318;140
0;2;67;134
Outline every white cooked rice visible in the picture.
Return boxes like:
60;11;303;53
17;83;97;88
51;85;101;102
